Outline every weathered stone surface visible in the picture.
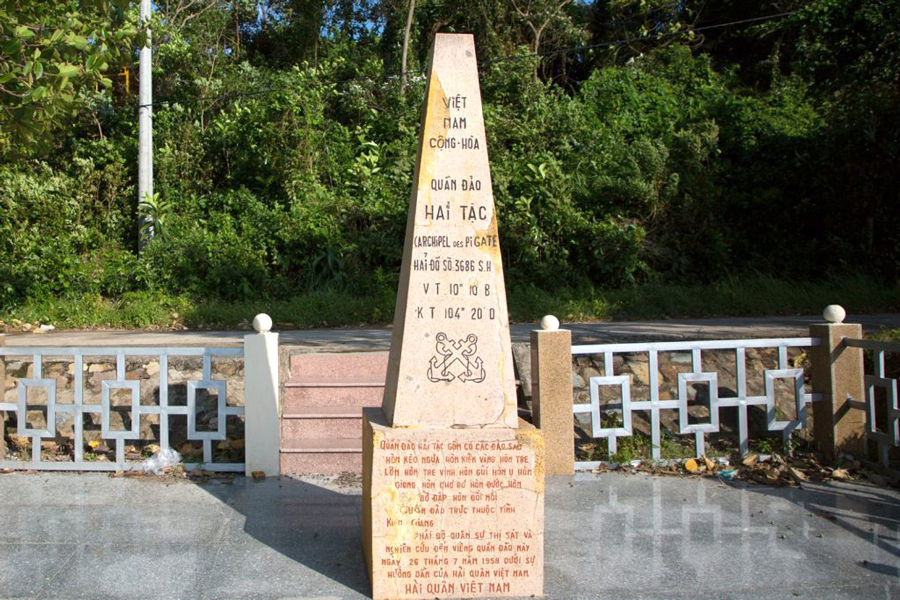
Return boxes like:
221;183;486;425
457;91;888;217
365;33;544;600
363;408;544;600
810;323;865;460
381;33;516;429
625;359;651;386
511;342;532;401
532;329;574;476
572;372;585;388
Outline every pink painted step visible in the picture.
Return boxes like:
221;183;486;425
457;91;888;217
288;351;389;382
281;351;387;475
282;381;384;410
280;439;362;475
281;406;363;439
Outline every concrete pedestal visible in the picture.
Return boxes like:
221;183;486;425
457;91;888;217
809;323;866;460
362;408;544;599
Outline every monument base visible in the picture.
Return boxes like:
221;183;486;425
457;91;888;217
362;408;544;600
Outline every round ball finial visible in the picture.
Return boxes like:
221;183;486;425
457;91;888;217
252;313;273;333
823;304;846;324
540;315;560;331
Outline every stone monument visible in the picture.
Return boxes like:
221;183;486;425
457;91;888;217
362;33;545;600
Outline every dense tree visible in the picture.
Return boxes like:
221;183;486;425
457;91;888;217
0;0;135;154
0;0;897;310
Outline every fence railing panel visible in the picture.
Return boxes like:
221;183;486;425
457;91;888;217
0;346;244;472
844;338;900;466
572;337;822;469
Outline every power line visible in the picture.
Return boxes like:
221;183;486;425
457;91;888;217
483;9;801;65
116;8;796;112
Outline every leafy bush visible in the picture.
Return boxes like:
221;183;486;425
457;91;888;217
1;0;898;325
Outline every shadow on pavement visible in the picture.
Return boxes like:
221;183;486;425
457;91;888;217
744;478;900;560
196;474;370;596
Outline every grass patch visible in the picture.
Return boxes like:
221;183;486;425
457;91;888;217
509;273;900;322
0;291;189;329
583;429;809;464
182;288;397;329
586;433;703;463
1;274;897;330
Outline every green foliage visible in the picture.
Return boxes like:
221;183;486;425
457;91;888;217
0;0;898;327
138;192;170;242
3;273;894;330
0;0;136;154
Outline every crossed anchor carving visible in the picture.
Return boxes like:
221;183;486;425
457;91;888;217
427;332;486;383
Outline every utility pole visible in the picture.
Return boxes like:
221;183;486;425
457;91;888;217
138;0;153;248
400;0;416;96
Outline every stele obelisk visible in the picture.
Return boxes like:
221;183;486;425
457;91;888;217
362;33;545;600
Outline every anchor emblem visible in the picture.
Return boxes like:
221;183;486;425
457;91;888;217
427;333;486;383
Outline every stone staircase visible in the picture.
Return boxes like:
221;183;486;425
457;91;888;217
280;351;388;474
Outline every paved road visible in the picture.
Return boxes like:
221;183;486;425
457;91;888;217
3;314;899;350
1;471;897;599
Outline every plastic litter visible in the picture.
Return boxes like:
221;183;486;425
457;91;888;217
140;448;182;475
717;469;737;481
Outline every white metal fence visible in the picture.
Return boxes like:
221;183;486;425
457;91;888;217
0;346;245;472
572;337;822;469
844;337;900;466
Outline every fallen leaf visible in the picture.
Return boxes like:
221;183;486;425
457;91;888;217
684;459;699;473
252;471;266;481
230;439;245;450
742;454;758;467
11;436;31;451
831;468;851;480
789;467;808;484
703;456;715;471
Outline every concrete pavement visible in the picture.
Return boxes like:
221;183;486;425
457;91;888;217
1;471;898;599
3;314;900;350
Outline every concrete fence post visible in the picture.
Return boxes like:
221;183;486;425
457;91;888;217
243;314;280;477
531;315;575;476
809;305;866;462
